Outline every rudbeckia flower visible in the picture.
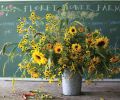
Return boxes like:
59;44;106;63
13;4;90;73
54;43;63;54
69;26;77;36
95;37;109;48
72;43;81;52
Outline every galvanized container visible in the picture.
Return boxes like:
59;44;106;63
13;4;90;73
62;69;82;95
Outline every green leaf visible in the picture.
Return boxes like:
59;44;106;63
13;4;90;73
73;21;84;26
0;42;18;55
8;46;18;62
3;59;9;77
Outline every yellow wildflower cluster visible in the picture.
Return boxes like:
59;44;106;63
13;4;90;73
45;13;60;33
29;11;40;24
17;11;41;34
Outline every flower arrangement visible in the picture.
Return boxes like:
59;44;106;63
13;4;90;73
16;4;120;85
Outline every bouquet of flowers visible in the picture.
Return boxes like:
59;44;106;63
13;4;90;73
2;4;120;85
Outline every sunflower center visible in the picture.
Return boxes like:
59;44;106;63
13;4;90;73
72;54;76;57
36;55;41;59
57;48;61;52
75;45;78;48
72;29;75;32
97;41;105;47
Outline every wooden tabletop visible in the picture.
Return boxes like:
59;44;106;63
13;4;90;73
0;80;120;100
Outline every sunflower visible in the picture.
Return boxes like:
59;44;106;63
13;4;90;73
64;37;70;43
92;56;101;64
72;43;81;52
62;64;67;69
88;64;95;74
54;43;63;54
46;43;53;50
32;44;39;50
111;68;120;74
44;70;51;78
69;26;77;36
85;38;92;44
41;35;46;41
31;72;40;78
70;53;78;60
45;13;53;20
79;56;84;63
58;57;68;65
95;37;109;48
18;63;24;69
30;11;36;16
45;24;50;32
29;25;33;29
78;26;85;33
110;56;119;63
32;50;47;65
21;39;28;45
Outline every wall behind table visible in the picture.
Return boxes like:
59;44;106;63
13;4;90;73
0;1;120;77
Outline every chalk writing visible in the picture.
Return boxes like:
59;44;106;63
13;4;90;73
0;3;120;17
22;4;120;12
0;4;22;16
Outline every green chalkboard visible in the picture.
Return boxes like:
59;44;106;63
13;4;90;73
0;1;120;77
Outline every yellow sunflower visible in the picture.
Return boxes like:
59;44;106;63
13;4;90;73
32;50;47;65
44;70;51;78
46;43;53;50
31;72;40;78
58;57;68;65
70;53;78;60
111;68;120;74
85;38;93;44
78;26;85;33
69;26;77;36
32;44;39;50
92;56;101;64
72;43;81;52
88;64;95;74
54;43;63;54
30;11;36;17
45;13;53;20
29;25;33;29
95;37;109;48
41;35;46;41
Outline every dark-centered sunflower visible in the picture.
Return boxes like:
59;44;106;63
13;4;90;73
72;43;81;52
32;50;47;65
54;43;63;54
95;37;109;48
69;26;77;36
